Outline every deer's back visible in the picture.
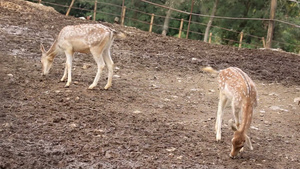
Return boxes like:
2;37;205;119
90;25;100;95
218;67;257;107
57;24;114;46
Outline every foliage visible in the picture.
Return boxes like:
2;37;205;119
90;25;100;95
31;0;300;53
174;31;186;38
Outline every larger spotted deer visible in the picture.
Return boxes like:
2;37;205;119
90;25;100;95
203;66;258;158
40;24;125;89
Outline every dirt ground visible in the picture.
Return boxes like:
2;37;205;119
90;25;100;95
1;0;300;168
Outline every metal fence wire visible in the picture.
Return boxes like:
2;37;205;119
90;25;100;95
32;0;300;53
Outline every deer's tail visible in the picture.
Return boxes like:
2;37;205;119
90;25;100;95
202;66;219;74
114;31;126;40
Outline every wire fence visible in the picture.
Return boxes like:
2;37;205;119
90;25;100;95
31;0;299;53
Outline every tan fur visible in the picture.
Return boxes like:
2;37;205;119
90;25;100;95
40;24;125;89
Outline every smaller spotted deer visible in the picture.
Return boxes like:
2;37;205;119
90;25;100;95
40;24;125;89
203;66;257;158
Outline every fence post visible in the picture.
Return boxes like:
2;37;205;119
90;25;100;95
266;0;277;48
66;0;75;16
178;19;184;38
121;6;126;26
149;14;154;32
262;37;266;48
209;32;212;43
93;0;97;21
38;0;42;4
239;32;243;48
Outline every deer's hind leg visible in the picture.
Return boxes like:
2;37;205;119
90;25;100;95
88;45;106;90
103;43;114;90
216;92;228;141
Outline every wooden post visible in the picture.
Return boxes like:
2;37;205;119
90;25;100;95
66;0;75;16
266;0;277;48
186;0;195;39
262;37;266;48
93;0;97;21
121;0;125;23
209;32;212;43
38;0;42;4
239;32;243;48
178;19;184;38
149;14;154;32
121;6;126;26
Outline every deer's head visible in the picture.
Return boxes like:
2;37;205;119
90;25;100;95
230;132;246;158
40;44;53;75
229;119;246;158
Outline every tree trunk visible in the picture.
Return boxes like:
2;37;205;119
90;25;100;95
162;9;171;36
186;0;195;39
204;0;219;42
162;0;174;36
266;0;277;49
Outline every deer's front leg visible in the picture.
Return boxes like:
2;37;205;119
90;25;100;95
245;135;253;150
232;98;241;128
61;63;67;82
64;51;73;88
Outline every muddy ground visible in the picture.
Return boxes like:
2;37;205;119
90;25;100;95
0;0;300;168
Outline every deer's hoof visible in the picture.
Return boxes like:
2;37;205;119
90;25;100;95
88;85;96;90
65;82;71;88
104;84;111;90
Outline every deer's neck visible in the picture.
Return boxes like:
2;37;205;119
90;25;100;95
238;102;253;134
46;40;58;60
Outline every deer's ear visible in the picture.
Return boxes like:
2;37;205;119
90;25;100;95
40;43;46;53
